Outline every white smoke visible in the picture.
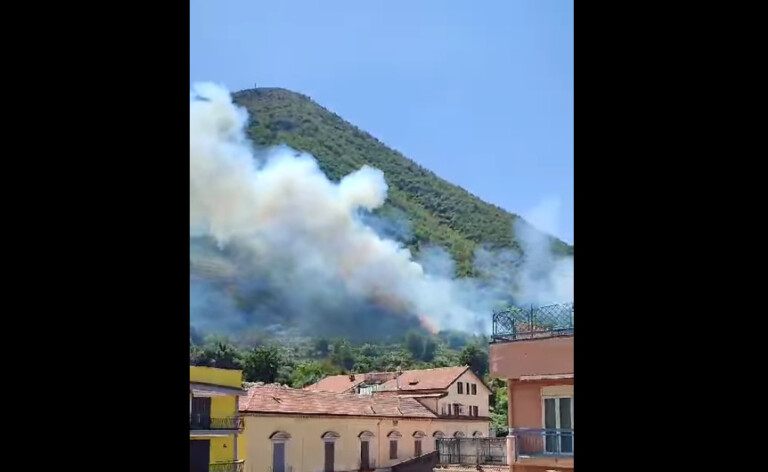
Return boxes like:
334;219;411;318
190;83;572;334
514;198;574;305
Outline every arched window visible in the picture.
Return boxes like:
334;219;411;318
412;431;426;456
359;431;374;469
472;431;484;437
321;432;339;472
269;431;291;472
388;431;401;460
453;431;465;438
432;431;445;439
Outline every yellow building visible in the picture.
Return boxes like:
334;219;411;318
240;371;490;472
190;365;247;472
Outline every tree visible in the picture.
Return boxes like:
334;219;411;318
459;344;489;377
405;331;426;360
330;341;355;370
201;342;242;370
313;338;329;357
243;346;281;383
490;382;509;436
190;339;210;367
290;361;338;388
422;337;438;362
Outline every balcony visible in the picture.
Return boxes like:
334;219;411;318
189;414;244;432
514;428;574;458
436;437;508;466
491;303;574;343
436;431;573;467
209;460;244;472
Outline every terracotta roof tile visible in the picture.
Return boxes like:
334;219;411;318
305;366;470;394
239;385;437;418
303;374;364;393
379;366;469;391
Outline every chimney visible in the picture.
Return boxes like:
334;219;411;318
349;374;355;382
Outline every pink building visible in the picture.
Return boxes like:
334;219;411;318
490;303;574;472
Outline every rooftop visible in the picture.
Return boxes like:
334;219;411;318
239;385;437;418
491;302;574;343
304;366;471;394
303;374;367;393
379;366;469;392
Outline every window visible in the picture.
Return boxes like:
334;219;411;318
471;384;477;395
387;431;401;460
361;441;370;469
191;397;211;428
457;382;463;394
389;440;398;459
273;443;285;472
441;404;448;415
359;431;374;470
321;432;339;472
413;431;426;457
324;442;335;472
472;406;478;416
453;403;461;415
543;397;574;454
466;382;470;393
269;431;291;472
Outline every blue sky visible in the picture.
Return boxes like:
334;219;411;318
190;0;573;243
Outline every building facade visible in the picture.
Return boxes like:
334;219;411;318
190;365;247;472
240;383;490;472
489;303;574;472
306;366;492;425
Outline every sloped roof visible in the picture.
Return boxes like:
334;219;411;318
305;366;471;393
303;374;365;393
239;385;436;418
379;366;469;391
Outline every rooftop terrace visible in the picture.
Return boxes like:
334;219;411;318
491;302;574;343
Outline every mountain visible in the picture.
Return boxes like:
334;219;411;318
230;87;572;276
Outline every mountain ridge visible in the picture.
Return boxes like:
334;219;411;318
230;87;572;277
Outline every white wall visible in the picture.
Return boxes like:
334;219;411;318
437;370;491;419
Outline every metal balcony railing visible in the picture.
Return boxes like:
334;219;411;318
491;302;574;342
514;428;574;457
190;414;244;431
436;438;508;466
209;460;244;472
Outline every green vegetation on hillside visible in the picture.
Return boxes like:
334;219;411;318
232;88;572;276
190;330;508;435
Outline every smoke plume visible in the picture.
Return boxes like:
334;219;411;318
190;83;572;337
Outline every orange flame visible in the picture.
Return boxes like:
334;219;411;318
418;316;438;334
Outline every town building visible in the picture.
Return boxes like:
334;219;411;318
240;366;491;472
484;303;574;472
190;365;247;472
306;366;491;422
